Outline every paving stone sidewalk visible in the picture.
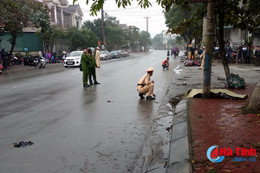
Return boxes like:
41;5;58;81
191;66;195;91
167;59;260;173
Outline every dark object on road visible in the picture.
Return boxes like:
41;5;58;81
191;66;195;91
13;141;33;148
225;73;246;89
182;82;186;85
184;60;201;66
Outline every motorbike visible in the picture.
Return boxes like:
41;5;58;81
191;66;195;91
38;57;47;69
23;55;39;67
10;56;21;65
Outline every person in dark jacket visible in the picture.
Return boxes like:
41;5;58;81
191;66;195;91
1;48;7;69
254;46;260;66
245;45;252;64
81;48;92;87
88;49;100;85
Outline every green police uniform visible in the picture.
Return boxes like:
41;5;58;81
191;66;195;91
81;52;92;86
89;54;97;84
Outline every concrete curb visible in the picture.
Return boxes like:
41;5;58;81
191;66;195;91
167;99;192;173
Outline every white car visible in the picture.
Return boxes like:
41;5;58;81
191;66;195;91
64;51;83;67
100;51;112;60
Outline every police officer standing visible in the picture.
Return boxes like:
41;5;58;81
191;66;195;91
81;48;92;87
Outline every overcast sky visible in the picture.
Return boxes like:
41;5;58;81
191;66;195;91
68;0;168;38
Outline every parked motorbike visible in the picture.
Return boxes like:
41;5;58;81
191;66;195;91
38;57;47;69
23;55;39;67
10;56;21;65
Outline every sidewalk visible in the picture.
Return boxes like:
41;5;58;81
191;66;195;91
166;59;260;173
189;84;260;173
0;63;63;74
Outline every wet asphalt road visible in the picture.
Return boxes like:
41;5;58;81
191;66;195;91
0;50;181;173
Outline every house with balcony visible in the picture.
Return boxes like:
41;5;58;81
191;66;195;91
42;0;83;29
0;0;84;54
63;5;83;29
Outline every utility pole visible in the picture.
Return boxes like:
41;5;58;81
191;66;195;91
101;7;106;50
144;17;150;33
144;17;150;52
203;0;215;98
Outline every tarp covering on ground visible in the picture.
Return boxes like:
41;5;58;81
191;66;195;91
184;89;247;99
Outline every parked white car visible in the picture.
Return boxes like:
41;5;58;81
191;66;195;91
100;51;112;60
64;51;83;67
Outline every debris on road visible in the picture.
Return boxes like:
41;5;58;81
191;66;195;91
13;141;33;148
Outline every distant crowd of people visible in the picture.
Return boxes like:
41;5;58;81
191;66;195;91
185;41;260;67
42;50;61;63
215;42;260;66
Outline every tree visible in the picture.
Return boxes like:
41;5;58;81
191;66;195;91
104;15;127;50
83;15;146;51
139;31;151;52
37;25;64;52
0;0;48;55
165;3;206;46
152;33;163;50
126;26;141;52
31;2;56;52
83;19;103;42
65;27;98;51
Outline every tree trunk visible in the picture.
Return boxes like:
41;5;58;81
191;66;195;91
10;34;17;56
218;10;230;79
247;78;260;112
203;1;214;98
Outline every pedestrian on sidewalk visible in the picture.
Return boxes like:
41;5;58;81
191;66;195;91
88;49;100;85
1;48;8;69
199;46;206;69
214;44;220;60
255;46;260;66
95;47;100;68
245;44;252;64
137;67;156;100
62;51;67;62
225;42;233;63
242;44;248;62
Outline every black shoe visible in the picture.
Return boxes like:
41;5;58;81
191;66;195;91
94;82;100;85
146;96;155;100
139;93;145;99
89;83;94;85
83;84;90;87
